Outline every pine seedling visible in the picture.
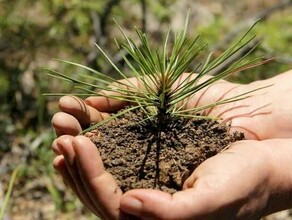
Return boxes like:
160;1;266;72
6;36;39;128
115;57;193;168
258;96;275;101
45;18;270;134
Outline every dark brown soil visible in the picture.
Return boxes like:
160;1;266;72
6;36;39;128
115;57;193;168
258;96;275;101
86;109;244;193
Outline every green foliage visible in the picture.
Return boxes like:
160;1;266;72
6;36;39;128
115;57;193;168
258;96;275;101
47;19;271;134
0;166;21;219
197;17;228;44
0;72;9;98
256;14;292;54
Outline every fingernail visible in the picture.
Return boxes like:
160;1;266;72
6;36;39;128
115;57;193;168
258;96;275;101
121;197;142;216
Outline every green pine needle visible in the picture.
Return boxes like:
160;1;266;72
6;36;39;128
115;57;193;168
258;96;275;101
46;18;271;131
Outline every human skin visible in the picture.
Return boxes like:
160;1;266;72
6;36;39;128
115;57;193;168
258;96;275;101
52;70;292;220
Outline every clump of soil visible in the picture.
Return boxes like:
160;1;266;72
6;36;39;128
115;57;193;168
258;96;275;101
86;109;244;193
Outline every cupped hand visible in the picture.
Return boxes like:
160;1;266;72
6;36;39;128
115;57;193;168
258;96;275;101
51;70;292;219
120;138;292;220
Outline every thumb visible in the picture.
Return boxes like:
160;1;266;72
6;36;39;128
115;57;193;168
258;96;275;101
120;188;218;220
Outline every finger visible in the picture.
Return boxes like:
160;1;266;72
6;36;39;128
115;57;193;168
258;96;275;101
53;155;82;201
52;112;82;137
73;136;123;220
56;135;103;217
59;96;109;127
85;77;141;113
120;188;219;220
52;138;62;155
184;79;240;115
85;96;127;113
53;155;102;217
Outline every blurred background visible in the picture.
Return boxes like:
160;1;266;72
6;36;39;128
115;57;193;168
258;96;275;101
0;0;291;219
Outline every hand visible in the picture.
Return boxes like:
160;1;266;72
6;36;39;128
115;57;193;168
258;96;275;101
120;138;292;220
52;70;292;219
